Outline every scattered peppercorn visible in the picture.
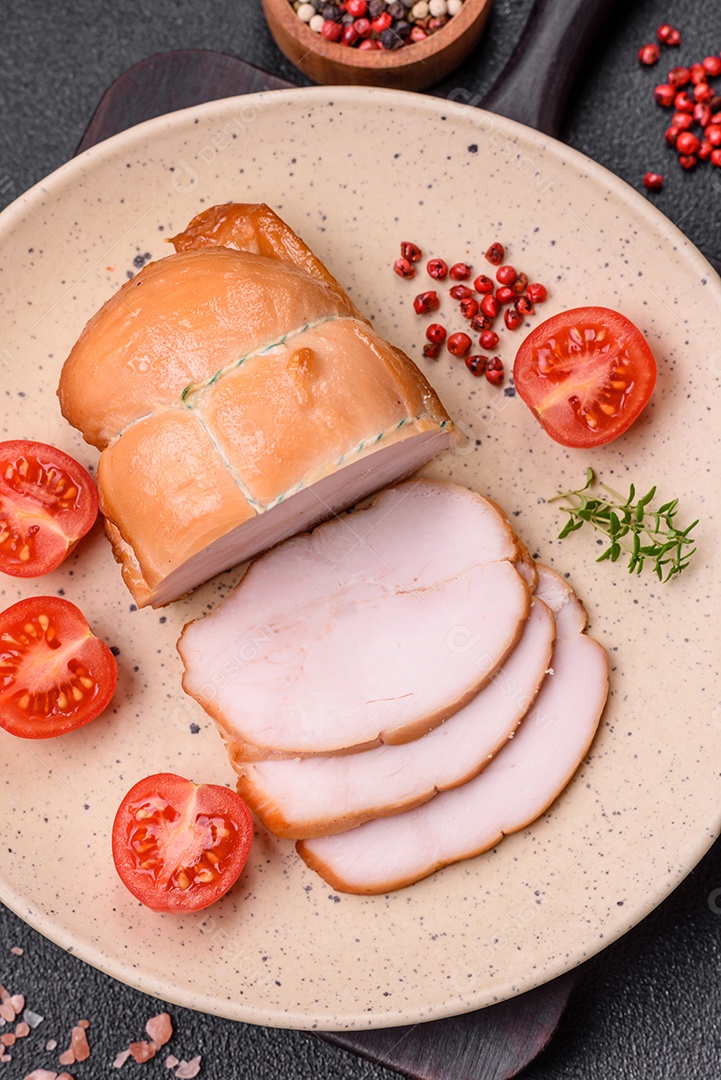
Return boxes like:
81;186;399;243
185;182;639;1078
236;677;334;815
657;23;681;46
449;262;472;281
447;332;472;357
427;258;448;279
401;241;422;262
495;285;515;305
485;357;504;385
485;242;504;265
426;323;447;344
639;44;660;66
645;31;721;179
394;239;546;382
465;355;487;376
413;290;440;314
526;283;547;304
473;274;494;294
480;294;500;319
394;257;416;279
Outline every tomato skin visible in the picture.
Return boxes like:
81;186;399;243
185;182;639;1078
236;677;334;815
0;596;117;738
112;773;254;913
0;440;98;578
513;307;657;448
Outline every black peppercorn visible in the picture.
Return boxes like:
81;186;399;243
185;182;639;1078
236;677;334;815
387;1;405;18
394;19;412;39
367;0;386;16
322;3;341;21
380;26;401;48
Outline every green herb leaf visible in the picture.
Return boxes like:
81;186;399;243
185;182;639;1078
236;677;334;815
551;469;699;583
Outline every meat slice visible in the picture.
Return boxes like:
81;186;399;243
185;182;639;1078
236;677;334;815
297;565;609;893
235;598;555;837
178;481;531;759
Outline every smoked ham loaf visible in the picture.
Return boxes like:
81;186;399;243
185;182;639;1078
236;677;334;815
57;204;453;607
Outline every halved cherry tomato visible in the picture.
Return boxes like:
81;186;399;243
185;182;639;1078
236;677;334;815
513;307;657;448
112;773;253;913
0;596;117;739
0;440;98;577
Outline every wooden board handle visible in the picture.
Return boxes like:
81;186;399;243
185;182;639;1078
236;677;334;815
481;0;621;137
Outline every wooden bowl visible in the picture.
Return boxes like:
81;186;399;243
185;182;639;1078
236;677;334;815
262;0;493;91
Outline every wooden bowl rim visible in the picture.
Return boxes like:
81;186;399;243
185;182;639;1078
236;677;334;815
263;0;493;72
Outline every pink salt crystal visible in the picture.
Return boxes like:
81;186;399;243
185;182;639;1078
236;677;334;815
0;1055;11;1064
22;1071;57;1080
129;1041;156;1063
15;1022;30;1038
45;1040;58;1051
24;1010;44;1029
58;1049;75;1066
10;947;24;956
166;1055;180;1068
112;1048;131;1069
58;1074;76;1080
69;1025;90;1062
77;1020;89;1030
146;1012;172;1048
10;995;25;1014
1;1033;15;1046
175;1055;202;1079
0;984;10;1003
0;1003;16;1023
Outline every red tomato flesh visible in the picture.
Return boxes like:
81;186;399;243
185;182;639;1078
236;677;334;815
0;440;98;577
513;307;657;448
112;773;254;913
0;596;117;738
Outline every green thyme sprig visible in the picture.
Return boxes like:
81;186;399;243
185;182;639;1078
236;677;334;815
550;468;699;582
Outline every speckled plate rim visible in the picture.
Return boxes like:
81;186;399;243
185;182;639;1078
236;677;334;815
0;85;720;1031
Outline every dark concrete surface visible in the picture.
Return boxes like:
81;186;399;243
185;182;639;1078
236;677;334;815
1;1;721;1077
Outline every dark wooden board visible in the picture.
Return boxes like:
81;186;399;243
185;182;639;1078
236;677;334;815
72;43;587;1080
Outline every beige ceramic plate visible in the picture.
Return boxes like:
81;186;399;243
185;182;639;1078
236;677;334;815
1;88;720;1032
